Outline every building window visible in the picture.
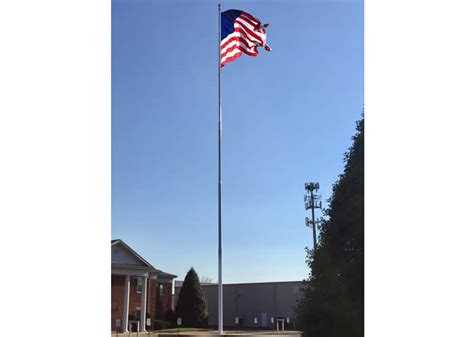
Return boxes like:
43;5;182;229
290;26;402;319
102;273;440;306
136;277;143;293
158;283;164;295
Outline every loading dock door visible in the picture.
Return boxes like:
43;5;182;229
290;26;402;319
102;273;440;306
261;313;267;327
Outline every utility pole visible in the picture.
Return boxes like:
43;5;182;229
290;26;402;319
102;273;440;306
305;182;322;251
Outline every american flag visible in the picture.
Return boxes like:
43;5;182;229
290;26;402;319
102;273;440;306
220;9;271;67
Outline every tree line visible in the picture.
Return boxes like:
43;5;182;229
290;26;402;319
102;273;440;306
296;117;364;337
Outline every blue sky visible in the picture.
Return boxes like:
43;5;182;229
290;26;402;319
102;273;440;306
112;0;363;283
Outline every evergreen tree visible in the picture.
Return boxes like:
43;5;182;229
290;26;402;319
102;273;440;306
297;117;364;337
175;267;209;328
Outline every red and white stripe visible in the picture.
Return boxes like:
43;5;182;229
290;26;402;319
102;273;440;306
220;12;271;67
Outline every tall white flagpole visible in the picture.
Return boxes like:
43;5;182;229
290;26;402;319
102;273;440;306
217;3;223;336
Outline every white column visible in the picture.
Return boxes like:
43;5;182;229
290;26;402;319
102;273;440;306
140;276;148;331
122;275;130;332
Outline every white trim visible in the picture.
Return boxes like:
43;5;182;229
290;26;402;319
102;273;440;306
140;276;148;332
112;240;155;269
112;268;150;278
122;275;130;333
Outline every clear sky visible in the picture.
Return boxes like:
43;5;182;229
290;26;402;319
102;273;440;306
112;0;363;283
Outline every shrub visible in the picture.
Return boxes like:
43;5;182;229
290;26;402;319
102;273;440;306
165;309;177;328
153;320;169;330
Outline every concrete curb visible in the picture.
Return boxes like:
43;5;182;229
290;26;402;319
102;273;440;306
112;331;301;337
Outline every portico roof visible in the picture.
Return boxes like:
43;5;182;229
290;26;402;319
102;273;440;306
111;239;177;279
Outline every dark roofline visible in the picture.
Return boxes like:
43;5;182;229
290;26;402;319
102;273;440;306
156;270;178;279
174;280;304;287
174;281;214;286
112;262;157;271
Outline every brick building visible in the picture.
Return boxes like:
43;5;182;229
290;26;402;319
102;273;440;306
111;239;176;332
